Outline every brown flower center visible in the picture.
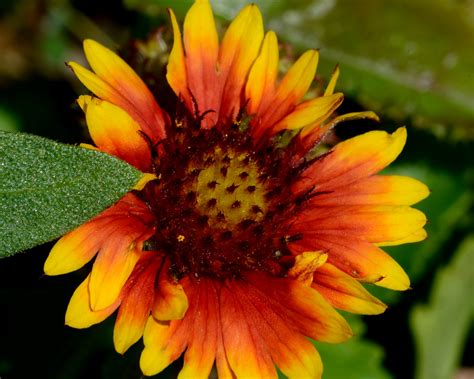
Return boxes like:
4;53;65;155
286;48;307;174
139;116;303;280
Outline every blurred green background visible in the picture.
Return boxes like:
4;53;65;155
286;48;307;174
0;0;473;378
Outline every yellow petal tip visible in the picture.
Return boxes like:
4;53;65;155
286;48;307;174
133;173;157;191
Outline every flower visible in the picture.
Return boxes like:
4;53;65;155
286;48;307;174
45;1;429;377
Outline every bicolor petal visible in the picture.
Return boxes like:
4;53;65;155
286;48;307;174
218;4;264;121
288;251;328;286
313;263;387;315
152;265;189;321
167;9;189;103
273;93;344;133
294;127;407;193
254;50;319;138
140;316;188;376
245;31;279;115
183;0;219;126
113;253;162;354
220;284;277;378
290;236;411;290
310;175;430;207
80;96;151;171
82;39;166;139
65;275;120;329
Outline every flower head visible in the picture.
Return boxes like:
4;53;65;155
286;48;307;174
45;1;429;377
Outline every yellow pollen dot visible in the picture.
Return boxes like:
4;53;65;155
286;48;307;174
177;235;185;242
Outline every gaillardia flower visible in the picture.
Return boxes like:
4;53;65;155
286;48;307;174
45;1;428;377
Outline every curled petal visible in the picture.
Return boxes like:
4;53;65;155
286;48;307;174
291;236;411;291
66;275;120;329
152;266;189;321
288;251;328;286
313;263;387;315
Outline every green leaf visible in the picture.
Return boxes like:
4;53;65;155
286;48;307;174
0;132;145;257
278;316;391;379
410;236;474;379
313;316;392;379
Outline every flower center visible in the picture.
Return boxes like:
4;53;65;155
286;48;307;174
192;146;267;227
140;122;297;280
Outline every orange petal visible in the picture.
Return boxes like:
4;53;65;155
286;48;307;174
245;272;352;344
152;262;189;321
273;92;343;133
245;31;279;115
82;39;166;139
313;263;387;315
294;127;407;193
80;96;151;171
291;236;410;290
220;284;277;378
288;251;328;286
310;175;430;206
113;254;162;354
89;228;153;311
183;0;219;126
296;204;427;245
179;279;219;379
65;275;119;328
167;9;189;102
218;4;264;121
215;320;234;379
257;50;319;135
231;278;324;378
44;214;124;276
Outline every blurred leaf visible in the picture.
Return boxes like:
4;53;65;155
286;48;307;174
0;107;20;132
410;235;474;379
205;0;474;139
124;0;194;18
0;132;144;257
313;316;392;379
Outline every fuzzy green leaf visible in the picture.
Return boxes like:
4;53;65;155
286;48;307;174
0;132;145;257
313;316;392;379
410;236;474;379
